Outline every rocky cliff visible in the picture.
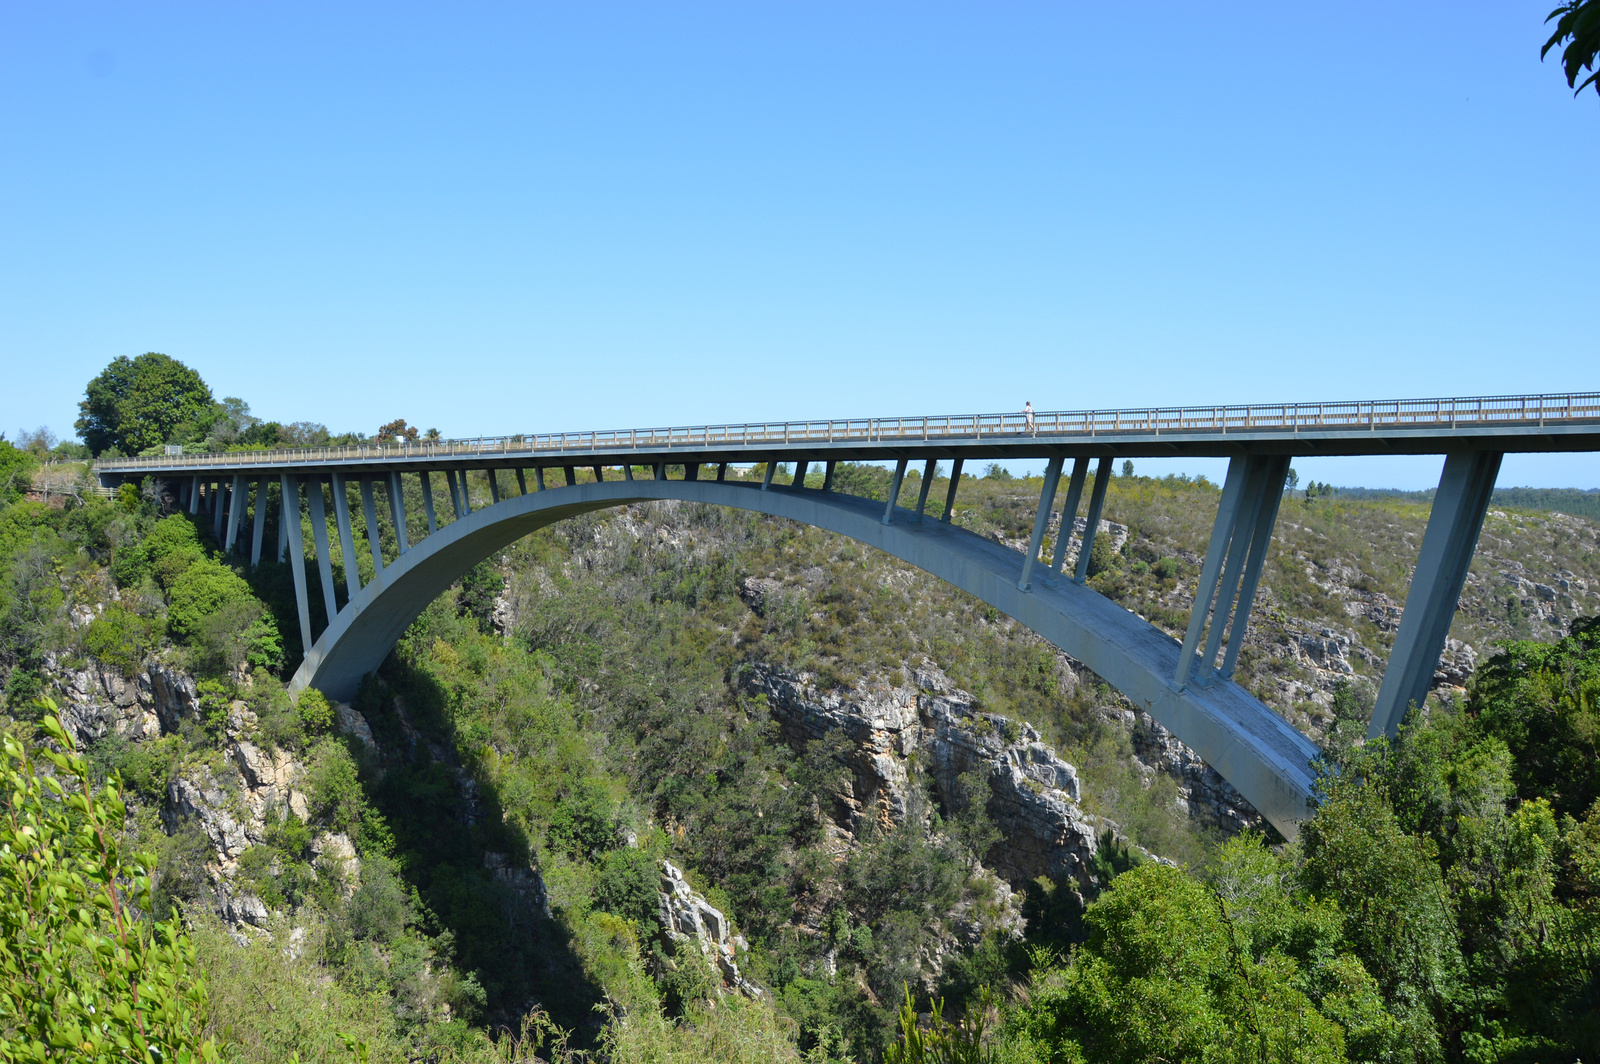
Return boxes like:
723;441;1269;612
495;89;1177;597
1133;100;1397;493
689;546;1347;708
742;660;1103;890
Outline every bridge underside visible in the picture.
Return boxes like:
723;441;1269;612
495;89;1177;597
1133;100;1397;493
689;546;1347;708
289;479;1321;840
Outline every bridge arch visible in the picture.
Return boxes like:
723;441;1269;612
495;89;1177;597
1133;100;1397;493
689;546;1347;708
289;478;1319;839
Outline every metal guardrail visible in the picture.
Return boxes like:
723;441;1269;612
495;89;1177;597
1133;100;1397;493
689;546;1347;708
93;392;1600;472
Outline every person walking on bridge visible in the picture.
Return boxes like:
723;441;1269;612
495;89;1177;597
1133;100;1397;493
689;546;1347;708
1023;401;1035;433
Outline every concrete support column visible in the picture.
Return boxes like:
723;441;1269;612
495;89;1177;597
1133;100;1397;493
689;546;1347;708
1050;458;1091;574
188;475;202;515
823;461;836;491
225;474;247;553
791;460;807;488
941;458;964;522
420;472;438;534
515;469;528;495
281;475;314;657
595;465;608;483
249;479;268;567
1019;457;1064;591
459;472;473;513
388;472;409;555
212;481;227;541
445;471;463;519
534;467;546;491
488;469;501;503
882;459;908;525
565;466;578;486
1175;457;1251;689
306;478;339;621
277;481;291;562
1197;458;1273;681
332;473;362;600
622;464;633;482
1369;450;1502;738
716;463;727;483
360;477;384;574
761;461;776;491
913;459;937;520
1072;458;1114;585
1220;455;1290;680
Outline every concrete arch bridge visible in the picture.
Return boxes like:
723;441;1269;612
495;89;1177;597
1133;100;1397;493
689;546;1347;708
95;391;1600;839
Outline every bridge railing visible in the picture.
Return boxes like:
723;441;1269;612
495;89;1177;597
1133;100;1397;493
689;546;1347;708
91;391;1600;472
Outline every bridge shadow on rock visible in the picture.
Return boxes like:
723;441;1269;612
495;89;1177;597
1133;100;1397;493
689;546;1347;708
343;656;606;1044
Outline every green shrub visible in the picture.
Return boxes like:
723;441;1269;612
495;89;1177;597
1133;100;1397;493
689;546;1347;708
168;556;282;675
0;438;37;505
141;514;207;590
295;688;335;737
167;556;253;641
113;734;184;802
548;777;620;858
306;739;365;837
595;847;661;926
457;560;505;632
1086;532;1119;578
82;603;156;676
0;702;219;1062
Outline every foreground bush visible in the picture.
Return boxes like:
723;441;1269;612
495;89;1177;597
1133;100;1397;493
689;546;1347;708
0;701;218;1062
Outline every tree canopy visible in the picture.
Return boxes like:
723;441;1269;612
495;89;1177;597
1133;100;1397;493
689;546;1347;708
75;353;216;456
1545;0;1600;95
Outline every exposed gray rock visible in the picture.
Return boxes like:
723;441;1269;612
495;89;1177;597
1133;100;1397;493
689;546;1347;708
743;662;1102;888
657;860;762;998
312;832;362;896
168;772;252;867
1127;711;1265;836
737;576;787;617
1434;637;1478;687
333;701;376;751
47;653;204;748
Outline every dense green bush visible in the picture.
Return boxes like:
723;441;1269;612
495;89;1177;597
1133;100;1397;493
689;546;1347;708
0;439;36;505
306;738;367;838
1465;615;1600;819
0;704;219;1062
594;847;662;926
295;687;335;736
166;556;283;674
81;603;157;676
129;514;207;590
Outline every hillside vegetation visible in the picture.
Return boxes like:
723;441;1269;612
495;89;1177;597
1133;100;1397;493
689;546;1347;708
3;360;1599;1062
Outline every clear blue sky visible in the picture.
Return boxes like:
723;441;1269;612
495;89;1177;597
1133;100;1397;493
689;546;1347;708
2;2;1595;489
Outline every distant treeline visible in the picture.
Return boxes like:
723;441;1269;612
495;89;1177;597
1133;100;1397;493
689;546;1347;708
1329;485;1600;520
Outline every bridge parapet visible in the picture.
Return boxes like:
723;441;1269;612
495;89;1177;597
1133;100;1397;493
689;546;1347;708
91;391;1600;476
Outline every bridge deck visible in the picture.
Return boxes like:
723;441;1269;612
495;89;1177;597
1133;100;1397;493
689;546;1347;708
94;391;1600;482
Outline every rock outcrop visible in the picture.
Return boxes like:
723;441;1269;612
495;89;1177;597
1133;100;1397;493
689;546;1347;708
50;653;200;747
657;860;762;997
1121;709;1264;836
742;662;1101;889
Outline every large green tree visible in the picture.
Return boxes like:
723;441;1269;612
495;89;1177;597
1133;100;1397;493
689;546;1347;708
75;353;216;456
